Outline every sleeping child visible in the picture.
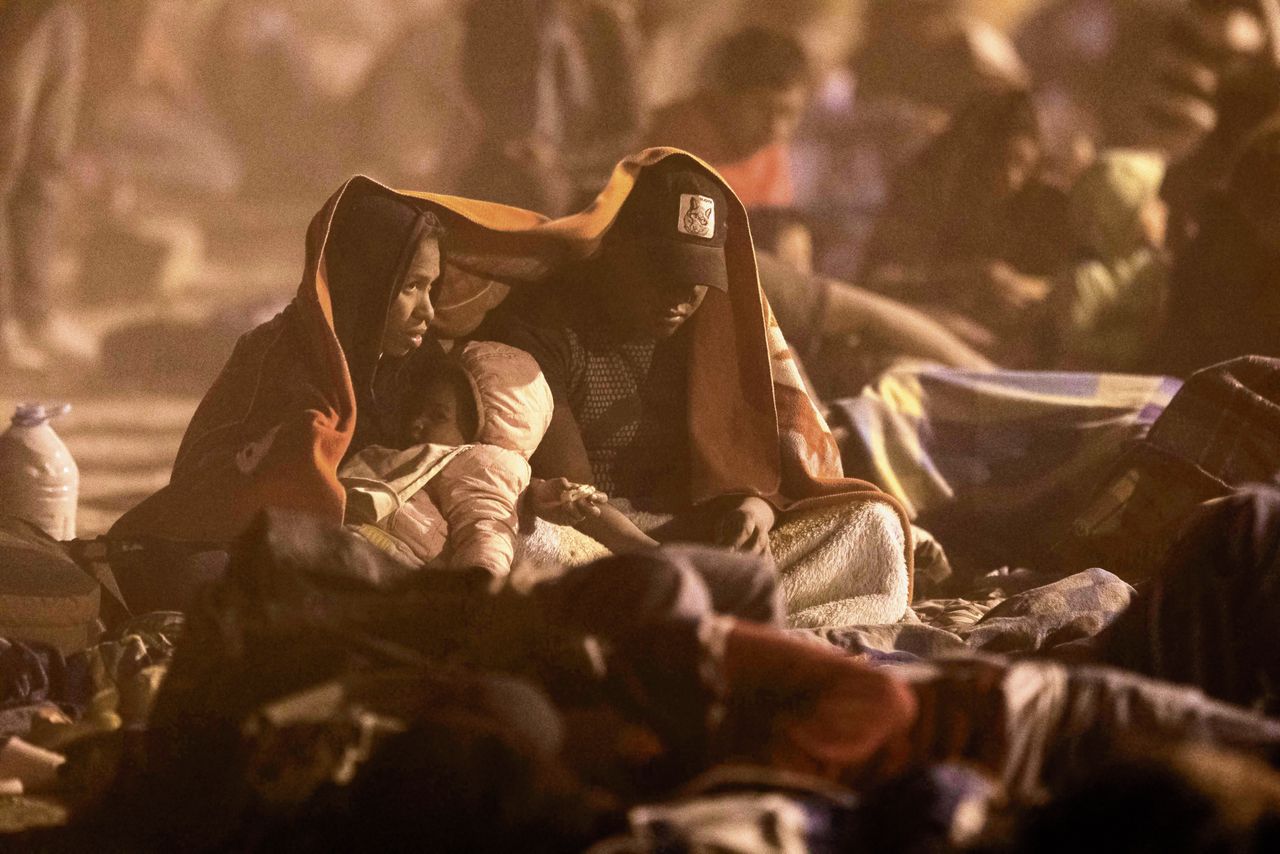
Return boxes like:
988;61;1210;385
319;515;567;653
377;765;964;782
339;340;611;579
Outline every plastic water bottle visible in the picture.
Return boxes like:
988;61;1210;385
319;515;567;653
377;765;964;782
0;403;78;540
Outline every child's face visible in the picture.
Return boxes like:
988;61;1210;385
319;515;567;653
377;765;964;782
405;379;471;447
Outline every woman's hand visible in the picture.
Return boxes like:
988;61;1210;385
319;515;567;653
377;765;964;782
715;496;777;556
986;262;1051;314
527;477;608;526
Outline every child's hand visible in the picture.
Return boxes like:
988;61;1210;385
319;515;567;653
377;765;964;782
527;477;608;526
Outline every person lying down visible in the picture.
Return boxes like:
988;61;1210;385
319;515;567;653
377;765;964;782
338;340;610;578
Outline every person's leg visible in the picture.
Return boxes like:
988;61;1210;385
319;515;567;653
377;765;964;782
9;4;91;358
1096;487;1280;712
536;551;725;763
901;656;1280;802
546;551;713;640
660;545;785;626
0;6;54;368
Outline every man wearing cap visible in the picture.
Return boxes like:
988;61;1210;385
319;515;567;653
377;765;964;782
482;149;914;629
484;158;775;557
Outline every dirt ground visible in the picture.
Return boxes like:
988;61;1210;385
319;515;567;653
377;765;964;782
1;219;300;539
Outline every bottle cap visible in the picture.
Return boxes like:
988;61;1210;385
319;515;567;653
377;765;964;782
11;403;70;427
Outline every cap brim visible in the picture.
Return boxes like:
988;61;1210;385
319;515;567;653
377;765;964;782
653;240;729;292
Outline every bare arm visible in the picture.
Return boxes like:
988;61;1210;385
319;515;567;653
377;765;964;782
820;277;995;370
756;251;993;370
531;400;658;554
580;504;659;555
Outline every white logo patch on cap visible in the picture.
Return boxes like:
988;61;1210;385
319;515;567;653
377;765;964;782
678;194;716;239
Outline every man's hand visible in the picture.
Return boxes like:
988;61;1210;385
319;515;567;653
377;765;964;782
715;496;777;556
527;477;608;526
987;262;1051;314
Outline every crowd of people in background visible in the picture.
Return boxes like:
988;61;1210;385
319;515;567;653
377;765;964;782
4;0;1280;384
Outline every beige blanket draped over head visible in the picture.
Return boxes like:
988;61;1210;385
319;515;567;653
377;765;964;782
110;148;912;593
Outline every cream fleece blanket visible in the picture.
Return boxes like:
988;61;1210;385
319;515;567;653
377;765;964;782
520;500;910;628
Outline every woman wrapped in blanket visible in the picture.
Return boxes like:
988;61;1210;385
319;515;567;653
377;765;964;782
106;177;596;606
110;178;450;545
483;151;915;627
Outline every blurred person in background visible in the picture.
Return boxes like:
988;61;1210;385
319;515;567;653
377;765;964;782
200;0;468;199
792;0;1031;279
0;0;97;372
748;208;993;398
854;0;1031;117
1017;0;1276;164
72;1;243;316
858;89;1070;361
1161;61;1280;253
1045;150;1171;371
358;2;475;191
645;26;815;209
637;0;858;111
800;0;1278;280
201;0;395;196
1153;119;1280;375
457;0;644;215
79;0;241;205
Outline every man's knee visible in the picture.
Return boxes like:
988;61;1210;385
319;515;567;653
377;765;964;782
550;551;714;640
663;544;785;626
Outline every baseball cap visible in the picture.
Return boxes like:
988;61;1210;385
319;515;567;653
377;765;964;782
611;160;730;292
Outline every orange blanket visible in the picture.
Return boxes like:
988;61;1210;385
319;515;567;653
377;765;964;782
111;150;912;592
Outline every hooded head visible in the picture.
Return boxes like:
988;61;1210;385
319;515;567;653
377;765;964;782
456;341;554;459
590;159;731;339
949;89;1043;206
896;89;1043;221
324;180;446;395
1070;150;1167;261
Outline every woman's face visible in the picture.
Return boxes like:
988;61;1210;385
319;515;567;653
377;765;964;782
381;238;440;358
973;133;1041;206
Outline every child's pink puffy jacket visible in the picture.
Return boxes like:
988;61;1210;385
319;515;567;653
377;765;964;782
340;341;554;577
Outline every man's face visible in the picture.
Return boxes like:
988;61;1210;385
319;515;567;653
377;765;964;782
381;238;440;358
971;133;1041;206
722;84;810;155
598;242;713;340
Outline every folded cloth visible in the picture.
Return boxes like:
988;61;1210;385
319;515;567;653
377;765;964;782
1067;356;1280;581
831;366;1179;574
522;497;911;627
898;655;1280;802
0;737;64;794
